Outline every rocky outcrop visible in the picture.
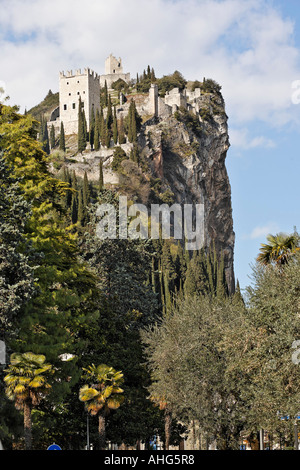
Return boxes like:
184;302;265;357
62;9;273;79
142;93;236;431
138;91;235;294
55;87;235;293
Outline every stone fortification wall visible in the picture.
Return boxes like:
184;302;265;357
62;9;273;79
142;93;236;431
59;68;100;135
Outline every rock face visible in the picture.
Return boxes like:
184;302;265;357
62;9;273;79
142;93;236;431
57;85;235;294
138;91;235;294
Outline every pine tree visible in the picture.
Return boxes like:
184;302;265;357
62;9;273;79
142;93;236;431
50;124;55;150
59;122;66;152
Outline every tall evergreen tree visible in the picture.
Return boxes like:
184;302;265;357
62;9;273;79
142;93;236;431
113;110;118;145
77;97;86;153
82;108;88;143
118;115;126;144
106;95;113;130
94;109;100;151
104;120;111;148
59;122;66;152
89;106;95;150
50;124;55;149
104;80;108;107
77;188;84;226
83;171;90;208
100;108;106;147
99;159;104;192
0;155;35;338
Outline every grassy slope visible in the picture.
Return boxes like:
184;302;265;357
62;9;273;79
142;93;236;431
28;90;59;121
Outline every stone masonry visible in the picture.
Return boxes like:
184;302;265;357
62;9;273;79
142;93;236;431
48;54;202;136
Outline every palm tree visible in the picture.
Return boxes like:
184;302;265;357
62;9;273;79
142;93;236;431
79;364;124;449
150;394;172;450
257;232;300;267
4;352;54;450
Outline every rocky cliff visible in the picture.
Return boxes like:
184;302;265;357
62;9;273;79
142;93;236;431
137;90;235;294
48;83;235;294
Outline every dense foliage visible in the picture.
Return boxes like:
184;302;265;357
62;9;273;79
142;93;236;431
1;76;299;451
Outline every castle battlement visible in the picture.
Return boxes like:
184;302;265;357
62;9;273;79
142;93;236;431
51;55;204;137
60;68;100;80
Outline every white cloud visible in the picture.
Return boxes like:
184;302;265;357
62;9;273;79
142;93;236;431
246;223;280;240
229;127;276;150
0;0;300;131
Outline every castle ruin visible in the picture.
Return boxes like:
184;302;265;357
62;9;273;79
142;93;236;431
48;54;202;137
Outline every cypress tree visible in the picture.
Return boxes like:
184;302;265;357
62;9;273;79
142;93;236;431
151;68;156;82
158;260;165;314
94;123;100;151
78;97;86;153
113;108;118;145
151;256;156;293
131;107;137;143
100;109;106;147
70;170;78;223
106;94;113;130
94;109;100;150
43;121;50;154
82;109;88;143
83;171;90;208
105;120;111;148
59;122;66;152
127;103;133;143
130;143;139;164
127;101;139;143
89;106;95;150
71;194;78;224
99;159;104;192
38;115;45;146
216;250;227;298
118;115;126;144
104;80;108;107
163;270;172;312
50;124;55;149
61;167;69;209
77;188;84;226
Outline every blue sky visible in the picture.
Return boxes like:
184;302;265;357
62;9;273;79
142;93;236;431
0;0;299;292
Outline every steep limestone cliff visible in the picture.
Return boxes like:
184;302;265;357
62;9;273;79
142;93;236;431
48;83;235;294
137;90;235;294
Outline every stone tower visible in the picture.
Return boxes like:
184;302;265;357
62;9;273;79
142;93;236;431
105;54;123;75
59;68;100;135
100;54;131;88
